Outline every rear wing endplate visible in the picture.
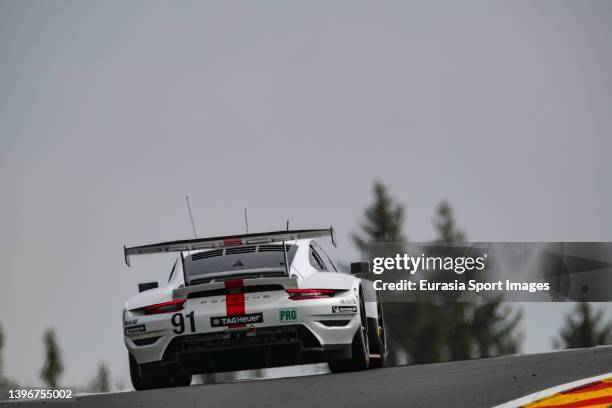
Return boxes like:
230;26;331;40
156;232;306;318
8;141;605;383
124;227;336;267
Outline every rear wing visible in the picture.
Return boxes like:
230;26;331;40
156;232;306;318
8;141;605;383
124;227;336;267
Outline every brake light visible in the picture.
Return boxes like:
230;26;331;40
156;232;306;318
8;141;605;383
286;289;336;300
143;299;185;315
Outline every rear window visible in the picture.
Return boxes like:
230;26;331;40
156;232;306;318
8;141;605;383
184;244;297;282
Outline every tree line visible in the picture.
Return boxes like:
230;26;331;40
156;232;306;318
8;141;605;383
0;181;611;393
0;327;112;396
352;181;612;364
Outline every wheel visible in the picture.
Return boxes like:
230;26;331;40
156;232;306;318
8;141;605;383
129;354;192;390
328;288;370;373
130;354;156;390
368;295;387;369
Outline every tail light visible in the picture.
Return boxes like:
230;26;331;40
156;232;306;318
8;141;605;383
143;299;185;315
286;289;336;300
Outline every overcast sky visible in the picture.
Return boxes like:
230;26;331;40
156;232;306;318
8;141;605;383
1;0;611;388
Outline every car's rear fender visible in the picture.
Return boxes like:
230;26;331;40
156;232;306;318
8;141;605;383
125;287;174;311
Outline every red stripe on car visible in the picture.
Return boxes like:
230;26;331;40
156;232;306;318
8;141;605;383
224;279;245;328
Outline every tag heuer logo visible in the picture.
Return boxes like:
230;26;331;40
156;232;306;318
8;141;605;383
210;313;263;327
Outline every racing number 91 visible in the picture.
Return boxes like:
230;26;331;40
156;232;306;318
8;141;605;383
171;311;196;334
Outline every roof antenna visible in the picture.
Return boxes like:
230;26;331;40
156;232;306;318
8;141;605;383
244;208;249;234
282;220;290;276
186;195;198;238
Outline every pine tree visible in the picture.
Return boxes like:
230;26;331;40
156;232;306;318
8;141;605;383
471;299;522;357
0;323;19;393
0;323;6;388
431;200;472;360
353;182;447;364
353;181;406;259
0;324;6;399
0;323;4;378
433;200;466;244
352;186;523;364
40;329;63;389
432;200;522;359
554;303;612;349
88;362;111;393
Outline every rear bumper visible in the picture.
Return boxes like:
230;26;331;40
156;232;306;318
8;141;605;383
139;325;352;374
125;291;360;368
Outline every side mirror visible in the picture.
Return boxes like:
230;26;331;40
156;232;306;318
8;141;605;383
350;262;370;275
138;282;158;293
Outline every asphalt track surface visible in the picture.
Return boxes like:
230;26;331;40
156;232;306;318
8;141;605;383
6;346;612;408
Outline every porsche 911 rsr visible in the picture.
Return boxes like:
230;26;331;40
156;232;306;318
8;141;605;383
122;228;387;390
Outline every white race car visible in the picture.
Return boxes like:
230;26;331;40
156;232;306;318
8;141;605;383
123;228;387;390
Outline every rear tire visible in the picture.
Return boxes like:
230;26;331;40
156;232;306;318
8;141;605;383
129;354;192;390
328;289;370;373
368;296;387;369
